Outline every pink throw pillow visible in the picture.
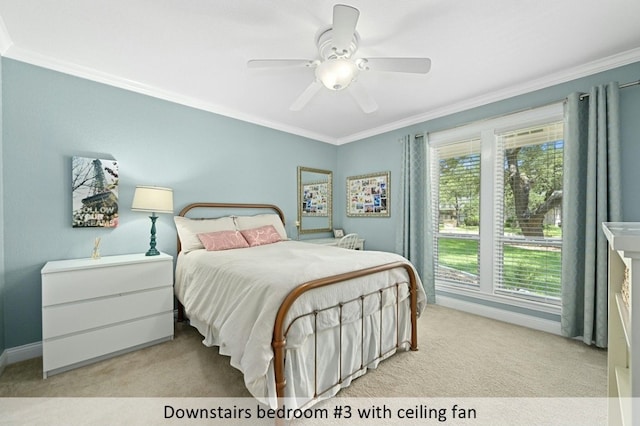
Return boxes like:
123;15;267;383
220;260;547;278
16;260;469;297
197;230;249;251
240;225;282;247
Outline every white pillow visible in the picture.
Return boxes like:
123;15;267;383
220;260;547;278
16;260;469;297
174;216;236;253
234;213;287;240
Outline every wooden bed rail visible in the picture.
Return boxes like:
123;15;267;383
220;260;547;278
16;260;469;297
271;260;419;401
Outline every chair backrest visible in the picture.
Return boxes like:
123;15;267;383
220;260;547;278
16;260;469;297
337;233;359;250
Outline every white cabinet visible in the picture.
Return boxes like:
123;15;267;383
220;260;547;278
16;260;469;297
303;237;365;250
603;222;640;426
41;252;174;378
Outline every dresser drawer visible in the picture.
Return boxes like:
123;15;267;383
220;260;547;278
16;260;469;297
43;312;173;375
42;286;173;339
42;259;172;306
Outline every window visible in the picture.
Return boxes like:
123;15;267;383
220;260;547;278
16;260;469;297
494;123;563;304
429;104;564;309
432;138;481;288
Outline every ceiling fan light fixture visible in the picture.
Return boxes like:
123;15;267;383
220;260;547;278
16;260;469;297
315;58;357;91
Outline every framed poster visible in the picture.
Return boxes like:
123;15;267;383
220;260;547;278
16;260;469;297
72;156;119;227
302;181;329;217
346;171;390;217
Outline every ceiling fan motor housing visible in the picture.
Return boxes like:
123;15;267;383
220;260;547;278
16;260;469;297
317;28;359;60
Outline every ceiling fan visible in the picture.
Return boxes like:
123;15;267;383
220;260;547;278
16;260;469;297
247;4;431;113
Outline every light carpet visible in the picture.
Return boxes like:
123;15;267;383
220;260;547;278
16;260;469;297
0;304;606;399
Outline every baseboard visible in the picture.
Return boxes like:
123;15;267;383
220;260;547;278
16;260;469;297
0;349;7;376
436;294;562;335
5;341;42;365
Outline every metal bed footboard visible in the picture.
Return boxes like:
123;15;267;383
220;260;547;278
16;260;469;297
272;261;419;404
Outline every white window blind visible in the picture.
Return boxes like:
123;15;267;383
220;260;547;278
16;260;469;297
493;122;564;304
431;138;482;287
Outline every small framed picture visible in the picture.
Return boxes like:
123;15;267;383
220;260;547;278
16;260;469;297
333;229;345;238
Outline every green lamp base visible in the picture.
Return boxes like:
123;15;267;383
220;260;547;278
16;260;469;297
145;214;161;256
145;247;161;256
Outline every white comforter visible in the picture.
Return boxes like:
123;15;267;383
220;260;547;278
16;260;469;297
175;240;427;405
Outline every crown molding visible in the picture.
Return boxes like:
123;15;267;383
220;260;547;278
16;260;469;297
336;47;640;145
3;46;338;144
4;43;639;146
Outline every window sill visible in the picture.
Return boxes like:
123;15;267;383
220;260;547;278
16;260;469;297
435;281;561;316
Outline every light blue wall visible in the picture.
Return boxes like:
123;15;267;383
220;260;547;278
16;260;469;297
2;59;337;348
337;61;640;254
2;56;640;350
619;71;640;219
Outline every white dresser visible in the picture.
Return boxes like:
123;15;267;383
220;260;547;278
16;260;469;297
41;252;174;378
603;222;640;426
303;237;365;250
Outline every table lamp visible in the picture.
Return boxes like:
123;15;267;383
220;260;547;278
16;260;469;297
131;185;174;256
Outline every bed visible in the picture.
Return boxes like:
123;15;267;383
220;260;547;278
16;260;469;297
173;202;427;409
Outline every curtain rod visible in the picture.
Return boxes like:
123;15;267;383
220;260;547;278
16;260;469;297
579;78;640;100
412;77;640;137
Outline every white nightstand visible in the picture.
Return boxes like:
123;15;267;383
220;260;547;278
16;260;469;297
303;237;365;250
41;252;174;378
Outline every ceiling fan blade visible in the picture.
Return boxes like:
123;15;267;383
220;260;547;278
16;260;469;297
349;82;378;114
247;59;314;69
290;80;323;111
332;4;359;54
360;57;432;74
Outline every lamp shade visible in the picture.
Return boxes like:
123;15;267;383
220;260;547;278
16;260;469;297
131;186;174;214
315;58;357;91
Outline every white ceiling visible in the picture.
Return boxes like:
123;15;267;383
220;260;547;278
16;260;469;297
1;0;639;144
